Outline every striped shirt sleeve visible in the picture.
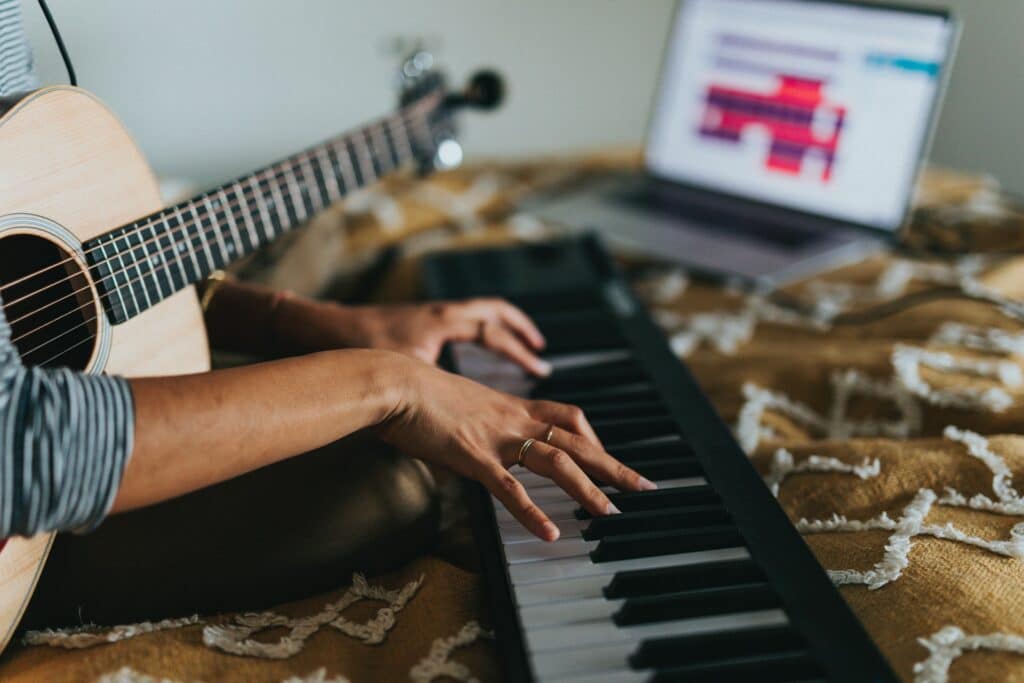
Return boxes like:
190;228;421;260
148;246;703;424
0;295;136;538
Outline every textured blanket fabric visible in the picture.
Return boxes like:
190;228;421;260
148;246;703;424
2;155;1024;682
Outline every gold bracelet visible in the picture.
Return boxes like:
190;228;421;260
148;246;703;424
200;269;233;313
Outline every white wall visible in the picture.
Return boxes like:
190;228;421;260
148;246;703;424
19;0;1024;194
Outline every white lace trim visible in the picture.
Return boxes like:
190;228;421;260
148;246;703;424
794;428;1024;589
893;345;1021;412
23;615;202;649
914;625;1024;683
202;573;423;659
736;371;921;454
94;667;350;683
930;322;1024;356
764;449;880;497
409;620;494;683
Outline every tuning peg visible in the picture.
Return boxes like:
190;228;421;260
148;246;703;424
445;70;505;111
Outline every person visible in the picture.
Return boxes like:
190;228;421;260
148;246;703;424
0;1;650;627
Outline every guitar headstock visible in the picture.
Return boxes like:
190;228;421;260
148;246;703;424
397;50;504;173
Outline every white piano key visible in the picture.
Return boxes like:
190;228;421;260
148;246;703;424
515;574;610;606
545;668;647;683
531;642;638;680
494;477;707;508
503;517;585;544
524;608;788;653
519;595;623;628
505;538;597;564
495;500;578;525
498;507;579;529
510;546;750;585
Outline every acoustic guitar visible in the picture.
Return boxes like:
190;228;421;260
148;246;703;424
0;58;502;650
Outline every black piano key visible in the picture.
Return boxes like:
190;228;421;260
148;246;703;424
509;290;605;316
542;382;654;405
538;316;627;354
582;504;728;540
630;623;804;670
590;525;742;563
607;437;694;462
651;650;821;683
612;581;779;626
593;457;702;486
582;399;666;420
532;359;647;396
590;416;679;444
575;485;721;519
605;557;764;599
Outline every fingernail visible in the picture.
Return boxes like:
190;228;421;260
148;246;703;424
543;522;561;541
638;477;658;491
607;502;622;515
535;360;553;377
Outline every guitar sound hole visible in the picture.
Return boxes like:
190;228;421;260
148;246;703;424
0;233;98;370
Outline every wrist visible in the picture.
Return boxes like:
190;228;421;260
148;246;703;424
345;348;417;428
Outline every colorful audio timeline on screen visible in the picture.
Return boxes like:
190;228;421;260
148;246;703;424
646;0;952;229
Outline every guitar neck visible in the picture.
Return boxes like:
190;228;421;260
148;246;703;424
84;98;437;325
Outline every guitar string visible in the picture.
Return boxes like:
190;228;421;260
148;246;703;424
1;106;434;325
0;95;438;302
0;103;435;315
6;110;438;363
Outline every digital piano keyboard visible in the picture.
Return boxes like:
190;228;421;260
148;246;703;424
422;235;897;683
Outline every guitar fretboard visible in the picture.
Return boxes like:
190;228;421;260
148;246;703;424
86;96;438;325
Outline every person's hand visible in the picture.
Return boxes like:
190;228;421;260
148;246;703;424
375;355;657;542
279;298;551;376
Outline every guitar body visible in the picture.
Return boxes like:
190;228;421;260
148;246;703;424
0;87;210;649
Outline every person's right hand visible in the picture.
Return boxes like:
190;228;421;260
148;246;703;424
374;354;656;542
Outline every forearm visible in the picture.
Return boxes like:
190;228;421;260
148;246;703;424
111;348;403;514
202;279;361;358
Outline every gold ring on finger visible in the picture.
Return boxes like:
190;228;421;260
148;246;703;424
516;438;536;468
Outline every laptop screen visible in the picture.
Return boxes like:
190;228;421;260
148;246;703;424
646;0;955;231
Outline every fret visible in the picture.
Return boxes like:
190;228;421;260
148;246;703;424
218;187;249;257
389;114;415;167
144;218;176;296
281;163;308;222
369;123;394;175
160;210;189;289
351;133;377;185
202;195;232;265
266;174;292;233
131;223;164;303
248;175;276;244
299;153;328;211
407;110;435;158
170;207;202;283
331;142;358;194
186;203;216;274
233;181;261;247
92;236;129;322
315;146;343;203
112;234;141;319
343;137;366;188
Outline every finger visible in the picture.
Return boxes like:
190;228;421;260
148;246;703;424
480;463;560;542
493;300;546;350
546;426;657;492
525;441;618;517
528;400;602;446
463;298;546;350
482;324;552;377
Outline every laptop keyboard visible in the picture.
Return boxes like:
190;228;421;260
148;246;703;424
612;183;825;250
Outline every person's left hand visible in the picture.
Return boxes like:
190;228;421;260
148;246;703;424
278;298;551;376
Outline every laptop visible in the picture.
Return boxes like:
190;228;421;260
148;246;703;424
527;0;960;285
